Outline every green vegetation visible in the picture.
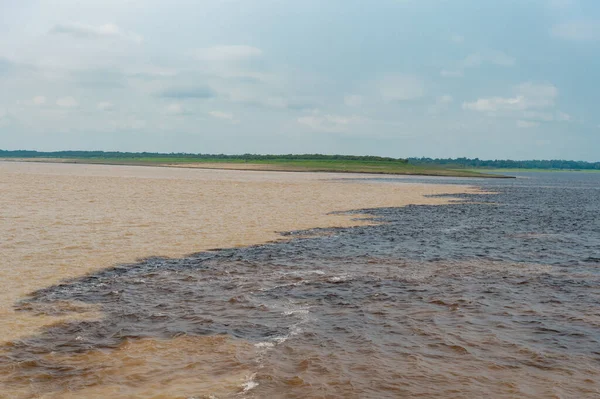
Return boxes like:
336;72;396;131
7;151;596;171
0;150;407;163
0;150;510;178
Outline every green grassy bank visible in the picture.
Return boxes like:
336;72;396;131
0;153;511;178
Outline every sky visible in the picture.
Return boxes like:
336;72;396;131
0;0;599;160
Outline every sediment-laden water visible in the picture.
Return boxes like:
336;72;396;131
1;171;599;398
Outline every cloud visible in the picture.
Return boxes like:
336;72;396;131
97;101;114;111
517;120;540;128
297;113;362;132
33;96;46;105
462;51;516;68
463;83;571;127
209;111;234;120
514;82;558;108
56;97;79;108
226;91;318;111
523;111;555;121
378;75;425;102
193;45;263;62
50;22;143;43
166;103;185;115
463;83;558;112
16;96;47;107
344;95;363;107
463;97;522;112
551;20;600;41
442;50;515;79
158;86;216;99
125;66;178;80
440;69;463;78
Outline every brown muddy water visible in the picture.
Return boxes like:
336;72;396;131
1;164;599;398
0;161;481;398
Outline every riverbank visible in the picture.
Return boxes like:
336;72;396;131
0;157;512;178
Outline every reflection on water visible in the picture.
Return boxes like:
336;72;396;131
2;170;600;398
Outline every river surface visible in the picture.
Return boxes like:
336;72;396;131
1;171;599;398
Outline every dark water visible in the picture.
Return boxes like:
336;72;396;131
2;172;600;398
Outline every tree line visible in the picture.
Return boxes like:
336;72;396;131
0;150;407;163
2;150;598;169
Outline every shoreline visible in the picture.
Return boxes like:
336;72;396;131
0;157;514;178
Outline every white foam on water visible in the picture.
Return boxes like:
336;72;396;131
254;341;275;349
283;308;310;316
241;373;258;392
328;274;351;283
273;335;290;344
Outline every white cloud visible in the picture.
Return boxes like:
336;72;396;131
50;22;143;44
517;120;540;128
523;111;555;122
297;113;362;132
209;110;234;120
166;103;184;115
378;75;425;102
97;101;114;111
462;51;516;68
463;83;558;112
344;95;363;107
193;45;263;62
16;96;48;106
551;20;600;41
33;96;46;105
464;83;570;128
515;82;558;108
56;97;78;108
463;97;523;112
442;50;515;80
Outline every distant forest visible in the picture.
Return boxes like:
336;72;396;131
0;150;407;163
1;150;598;170
407;157;600;170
